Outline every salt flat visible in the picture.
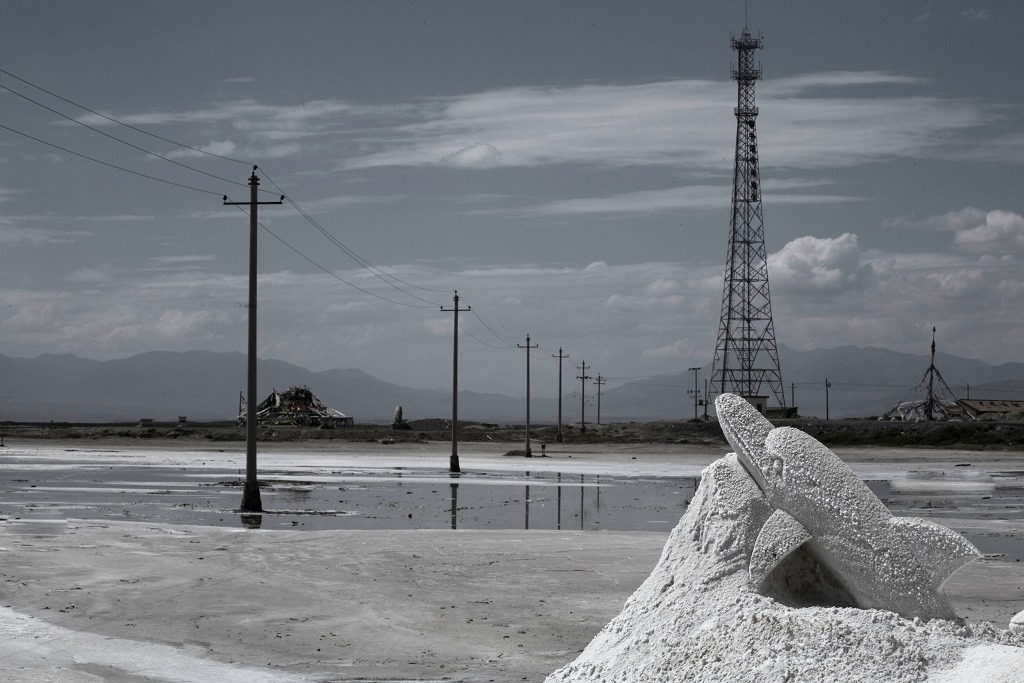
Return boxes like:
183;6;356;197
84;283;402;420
0;439;1021;682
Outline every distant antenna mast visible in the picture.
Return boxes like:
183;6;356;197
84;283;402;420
710;27;786;411
922;326;952;420
884;327;967;421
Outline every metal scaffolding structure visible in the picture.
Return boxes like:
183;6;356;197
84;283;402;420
710;29;786;411
883;328;971;421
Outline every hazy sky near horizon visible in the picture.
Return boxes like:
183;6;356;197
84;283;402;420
1;1;1022;400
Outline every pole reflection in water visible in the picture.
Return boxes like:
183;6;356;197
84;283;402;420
557;472;562;531
450;473;460;530
240;514;262;529
525;472;530;530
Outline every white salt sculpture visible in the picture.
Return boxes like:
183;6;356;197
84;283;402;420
546;393;1024;683
717;392;979;621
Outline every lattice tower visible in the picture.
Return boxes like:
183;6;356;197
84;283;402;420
710;29;786;408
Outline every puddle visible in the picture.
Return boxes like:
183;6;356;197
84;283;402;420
1;458;1021;561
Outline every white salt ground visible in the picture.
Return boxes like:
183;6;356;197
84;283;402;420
0;607;315;683
546;454;1024;683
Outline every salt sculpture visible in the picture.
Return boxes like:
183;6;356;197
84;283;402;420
546;394;1024;683
717;392;979;621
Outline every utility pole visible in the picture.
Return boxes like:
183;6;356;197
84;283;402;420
552;347;569;442
518;335;538;456
687;366;701;420
703;379;709;420
825;378;832;421
594;374;606;426
576;361;590;433
223;166;283;513
441;292;470;473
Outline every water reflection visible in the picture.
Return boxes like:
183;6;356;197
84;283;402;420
452;479;460;532
240;513;262;529
2;458;1021;563
440;471;647;531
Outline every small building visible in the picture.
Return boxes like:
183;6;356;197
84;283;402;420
958;399;1024;421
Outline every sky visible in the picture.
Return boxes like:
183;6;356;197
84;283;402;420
1;1;1022;402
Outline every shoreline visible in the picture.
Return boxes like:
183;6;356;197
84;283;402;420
3;415;1024;450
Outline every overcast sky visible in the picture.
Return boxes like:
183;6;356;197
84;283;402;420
1;1;1022;401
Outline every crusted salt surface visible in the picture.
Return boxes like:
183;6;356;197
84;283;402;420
546;397;1024;683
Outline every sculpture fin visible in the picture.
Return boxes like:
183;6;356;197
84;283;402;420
889;516;981;589
749;509;812;586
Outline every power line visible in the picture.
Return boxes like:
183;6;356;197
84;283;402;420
0;81;250;191
0;122;223;197
0;67;552;354
0;66;251;166
227;204;437;309
257;169;447;305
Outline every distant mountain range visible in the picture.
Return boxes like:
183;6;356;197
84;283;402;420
1;347;1022;424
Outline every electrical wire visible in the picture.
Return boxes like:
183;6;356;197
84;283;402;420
0;67;449;310
0;66;251;167
0;122;223;197
227;204;438;309
0;82;251;191
257;169;448;305
0;66;569;357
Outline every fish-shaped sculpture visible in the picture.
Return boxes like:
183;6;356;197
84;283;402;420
716;392;979;621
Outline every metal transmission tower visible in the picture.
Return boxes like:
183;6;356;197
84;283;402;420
710;29;786;413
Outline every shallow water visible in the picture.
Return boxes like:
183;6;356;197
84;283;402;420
1;451;1022;561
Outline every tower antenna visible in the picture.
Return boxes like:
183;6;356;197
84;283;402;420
710;28;787;414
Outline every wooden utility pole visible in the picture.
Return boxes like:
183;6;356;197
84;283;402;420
442;291;470;473
825;377;832;421
576;361;590;433
518;335;539;456
594;374;606;425
223;166;283;513
552;347;568;442
688;366;701;420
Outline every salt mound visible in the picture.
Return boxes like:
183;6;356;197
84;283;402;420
546;455;1024;682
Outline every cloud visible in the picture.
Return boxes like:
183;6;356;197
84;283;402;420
899;207;1024;255
962;8;992;21
0;187;23;203
770;233;874;294
73;99;393;161
503;179;860;218
953;210;1024;254
442;142;503;168
75;214;154;223
66;266;114;283
338;73;989;172
0;241;1021;395
0;217;88;245
166;140;238;160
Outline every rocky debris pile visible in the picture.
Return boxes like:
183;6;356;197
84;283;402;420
240;385;353;428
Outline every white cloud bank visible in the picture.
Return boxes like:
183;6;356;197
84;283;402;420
0;208;1020;394
337;73;990;172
